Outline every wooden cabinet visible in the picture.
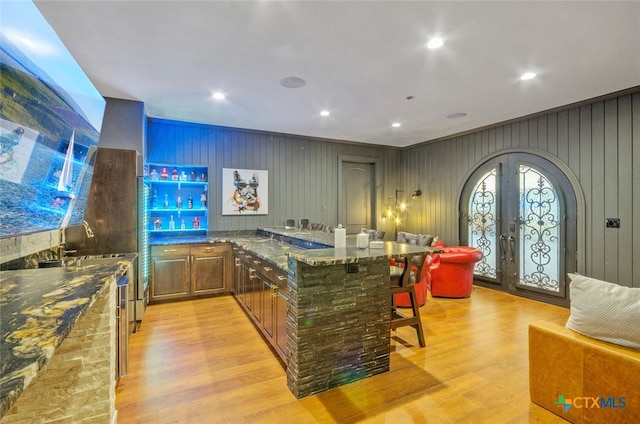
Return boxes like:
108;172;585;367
151;243;231;302
191;245;228;295
232;247;288;363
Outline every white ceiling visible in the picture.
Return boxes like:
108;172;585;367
35;1;640;148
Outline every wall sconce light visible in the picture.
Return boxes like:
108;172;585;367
381;189;406;239
411;186;422;199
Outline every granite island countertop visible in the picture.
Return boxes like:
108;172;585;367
149;227;442;270
0;253;136;419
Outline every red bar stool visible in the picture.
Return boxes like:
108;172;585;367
390;255;426;347
392;254;440;307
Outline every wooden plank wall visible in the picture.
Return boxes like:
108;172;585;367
147;120;401;234
402;90;640;288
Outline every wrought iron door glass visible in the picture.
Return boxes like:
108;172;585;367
468;168;498;279
518;164;560;292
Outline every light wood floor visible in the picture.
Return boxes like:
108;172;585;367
116;286;570;423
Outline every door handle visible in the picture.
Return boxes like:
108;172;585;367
508;236;515;262
499;234;507;261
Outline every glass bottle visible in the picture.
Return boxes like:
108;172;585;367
163;194;169;209
160;167;169;180
200;191;207;208
151;190;157;209
180;219;186;230
154;217;161;230
177;194;182;209
171;168;179;181
187;193;193;209
169;215;175;230
179;171;187;182
150;168;159;180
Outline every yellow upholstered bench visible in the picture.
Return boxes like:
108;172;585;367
529;320;640;423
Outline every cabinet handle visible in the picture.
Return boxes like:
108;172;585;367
253;260;261;265
249;268;256;279
277;275;287;281
164;249;176;252
264;267;272;272
203;247;214;251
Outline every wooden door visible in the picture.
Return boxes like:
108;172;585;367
340;161;375;233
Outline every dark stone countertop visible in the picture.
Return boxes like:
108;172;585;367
149;227;442;269
0;253;136;419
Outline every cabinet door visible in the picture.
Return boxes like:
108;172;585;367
191;245;227;295
233;253;243;297
275;288;289;361
250;272;264;324
262;279;275;340
237;260;248;305
151;256;189;301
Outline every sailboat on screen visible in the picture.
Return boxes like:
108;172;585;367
56;130;77;199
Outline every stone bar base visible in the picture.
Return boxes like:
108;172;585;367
2;282;116;424
286;257;390;398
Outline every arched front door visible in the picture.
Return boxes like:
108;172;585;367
460;153;577;306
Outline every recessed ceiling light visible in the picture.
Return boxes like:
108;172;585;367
447;112;467;119
391;122;402;128
520;72;537;81
426;37;444;49
280;76;306;89
320;110;330;117
212;92;225;100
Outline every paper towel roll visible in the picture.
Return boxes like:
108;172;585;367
357;233;369;249
334;225;346;248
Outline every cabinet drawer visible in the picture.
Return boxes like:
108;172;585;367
191;244;227;257
151;245;191;257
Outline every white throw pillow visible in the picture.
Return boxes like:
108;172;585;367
566;273;640;349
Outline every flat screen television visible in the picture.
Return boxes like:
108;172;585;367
0;0;106;238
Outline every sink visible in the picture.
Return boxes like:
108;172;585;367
64;255;127;268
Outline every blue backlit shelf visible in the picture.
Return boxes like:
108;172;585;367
146;163;209;240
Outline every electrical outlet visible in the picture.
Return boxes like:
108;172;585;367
606;218;620;228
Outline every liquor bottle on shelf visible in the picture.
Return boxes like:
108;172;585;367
192;216;200;229
187;193;193;209
169;215;175;230
177;194;182;209
200;173;207;182
171;168;179;181
190;171;197;181
180;219;186;230
160;167;169;180
150;168;159;180
151;190;158;209
179;171;187;182
163;194;169;209
200;190;207;208
154;217;161;230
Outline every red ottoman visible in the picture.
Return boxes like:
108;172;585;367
392;254;440;307
430;246;483;298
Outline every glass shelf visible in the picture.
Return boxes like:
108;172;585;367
146;162;209;237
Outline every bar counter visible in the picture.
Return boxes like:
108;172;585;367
0;254;136;421
1;228;439;415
